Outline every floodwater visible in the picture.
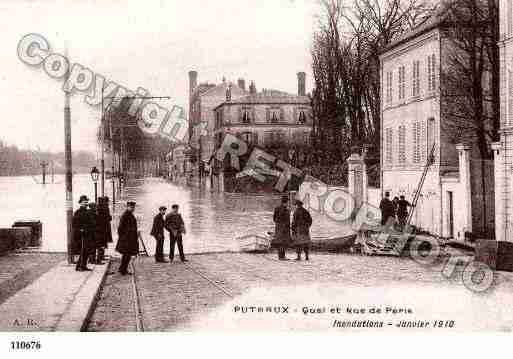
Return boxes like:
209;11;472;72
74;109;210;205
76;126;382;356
0;175;353;254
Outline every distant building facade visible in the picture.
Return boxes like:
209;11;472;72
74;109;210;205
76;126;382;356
380;9;494;240
213;72;312;155
495;0;513;241
188;71;248;175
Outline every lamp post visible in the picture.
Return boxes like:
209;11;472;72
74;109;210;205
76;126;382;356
91;166;100;203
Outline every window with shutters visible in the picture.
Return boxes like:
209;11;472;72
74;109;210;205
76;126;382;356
386;71;393;104
412;60;420;97
398;66;406;100
509;0;513;37
412;122;421;163
385;127;393;164
267;107;283;123
241;107;252;124
398;125;406;164
427;54;436;92
509;70;513;127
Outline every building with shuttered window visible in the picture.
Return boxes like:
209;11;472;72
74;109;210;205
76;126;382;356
380;5;495;240
213;72;312;153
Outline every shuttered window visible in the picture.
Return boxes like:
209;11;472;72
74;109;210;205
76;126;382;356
412;122;421;163
412;60;420;97
386;71;393;104
385;127;393;164
398;125;406;164
427;54;436;92
398;66;405;100
509;70;513;126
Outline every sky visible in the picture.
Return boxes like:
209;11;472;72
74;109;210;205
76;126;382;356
0;0;317;153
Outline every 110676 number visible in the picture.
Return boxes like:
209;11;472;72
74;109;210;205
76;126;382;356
10;341;41;350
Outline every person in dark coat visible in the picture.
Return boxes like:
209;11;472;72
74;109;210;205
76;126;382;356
151;206;167;263
164;204;187;262
87;202;98;264
94;196;113;264
379;192;395;226
72;195;93;271
116;201;139;275
273;196;291;260
292;200;312;261
397;195;412;229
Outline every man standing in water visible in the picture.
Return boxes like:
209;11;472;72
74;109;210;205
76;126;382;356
273;196;291;260
165;204;188;262
116;201;139;275
151;206;167;263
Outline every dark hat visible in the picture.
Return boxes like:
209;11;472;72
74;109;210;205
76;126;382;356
98;196;109;204
281;195;289;203
79;195;89;204
127;201;136;207
294;199;303;206
159;206;167;211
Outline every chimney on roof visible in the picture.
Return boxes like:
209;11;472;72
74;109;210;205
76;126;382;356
249;81;256;94
297;72;306;96
226;83;232;101
237;78;246;91
188;70;198;96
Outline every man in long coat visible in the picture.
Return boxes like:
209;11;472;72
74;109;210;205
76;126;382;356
72;195;93;271
94;196;113;264
292;200;312;261
151;206;167;263
273;196;291;260
116;201;139;275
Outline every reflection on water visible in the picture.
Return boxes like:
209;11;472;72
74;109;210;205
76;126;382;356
0;176;352;254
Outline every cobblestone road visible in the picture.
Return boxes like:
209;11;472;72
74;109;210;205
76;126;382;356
0;252;64;305
88;250;513;331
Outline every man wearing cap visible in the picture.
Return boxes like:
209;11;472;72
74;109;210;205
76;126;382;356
72;195;93;271
151;206;167;263
116;201;139;275
164;204;187;262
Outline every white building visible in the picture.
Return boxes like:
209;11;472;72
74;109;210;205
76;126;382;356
495;0;513;241
380;8;494;240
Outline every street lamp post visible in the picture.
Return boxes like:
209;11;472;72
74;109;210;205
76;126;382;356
91;166;100;203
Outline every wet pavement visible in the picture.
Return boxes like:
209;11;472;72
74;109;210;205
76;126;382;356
89;251;513;331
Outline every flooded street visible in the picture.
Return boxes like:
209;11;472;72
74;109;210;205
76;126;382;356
0;176;353;254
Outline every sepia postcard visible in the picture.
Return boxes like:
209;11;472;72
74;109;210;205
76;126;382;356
1;1;513;353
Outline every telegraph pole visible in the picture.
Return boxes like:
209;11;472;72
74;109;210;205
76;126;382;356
64;46;73;264
101;87;105;197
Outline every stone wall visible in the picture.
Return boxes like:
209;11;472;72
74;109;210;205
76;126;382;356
0;227;31;256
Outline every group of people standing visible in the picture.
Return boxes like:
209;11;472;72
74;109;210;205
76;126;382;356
72;195;113;271
273;197;313;261
150;204;187;263
379;192;412;229
72;194;188;275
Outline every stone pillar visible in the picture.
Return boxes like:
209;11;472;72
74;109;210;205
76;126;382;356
455;144;472;235
347;153;367;210
492;142;504;241
219;171;225;192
